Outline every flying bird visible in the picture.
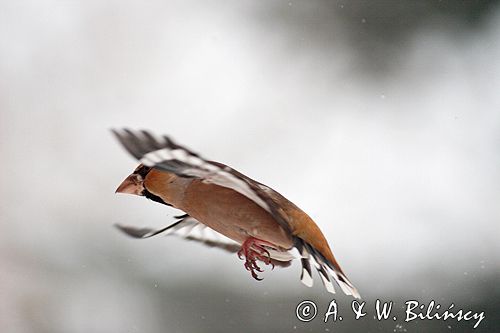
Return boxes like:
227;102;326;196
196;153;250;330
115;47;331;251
113;129;359;298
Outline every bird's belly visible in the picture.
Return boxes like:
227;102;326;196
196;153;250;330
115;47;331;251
179;181;293;250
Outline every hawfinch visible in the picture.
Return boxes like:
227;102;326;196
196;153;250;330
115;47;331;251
113;129;359;298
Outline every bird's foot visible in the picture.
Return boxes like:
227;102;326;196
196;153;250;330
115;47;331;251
238;237;276;281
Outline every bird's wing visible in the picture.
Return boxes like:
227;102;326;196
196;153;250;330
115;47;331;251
112;129;293;234
112;129;357;296
115;214;294;265
115;214;242;253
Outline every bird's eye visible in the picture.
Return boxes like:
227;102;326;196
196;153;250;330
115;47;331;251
133;174;143;183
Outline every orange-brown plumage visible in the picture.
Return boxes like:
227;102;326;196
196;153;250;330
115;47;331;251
145;169;293;249
260;189;337;263
113;129;359;297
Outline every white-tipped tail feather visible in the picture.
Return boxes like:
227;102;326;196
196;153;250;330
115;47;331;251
297;239;360;298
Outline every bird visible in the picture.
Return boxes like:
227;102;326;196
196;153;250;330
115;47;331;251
112;129;359;298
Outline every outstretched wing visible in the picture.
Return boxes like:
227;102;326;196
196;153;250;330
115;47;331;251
116;214;242;253
112;129;293;234
116;214;293;266
112;128;358;297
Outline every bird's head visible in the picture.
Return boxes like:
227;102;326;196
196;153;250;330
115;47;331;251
115;164;151;196
115;164;176;207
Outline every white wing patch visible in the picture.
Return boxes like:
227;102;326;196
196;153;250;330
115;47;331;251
115;216;242;253
197;169;270;211
113;129;274;216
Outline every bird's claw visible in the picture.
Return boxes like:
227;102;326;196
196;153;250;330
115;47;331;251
238;237;276;281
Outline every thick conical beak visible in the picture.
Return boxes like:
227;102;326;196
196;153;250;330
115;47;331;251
115;174;144;195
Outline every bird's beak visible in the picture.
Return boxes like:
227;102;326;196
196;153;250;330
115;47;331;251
115;173;144;196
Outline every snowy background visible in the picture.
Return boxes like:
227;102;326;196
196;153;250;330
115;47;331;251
1;1;499;332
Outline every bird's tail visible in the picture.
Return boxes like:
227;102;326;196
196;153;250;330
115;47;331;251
294;237;360;298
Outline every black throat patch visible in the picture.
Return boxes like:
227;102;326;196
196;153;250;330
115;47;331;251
143;189;172;207
135;164;173;207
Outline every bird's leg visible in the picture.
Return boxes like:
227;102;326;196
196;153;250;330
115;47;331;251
237;237;276;281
